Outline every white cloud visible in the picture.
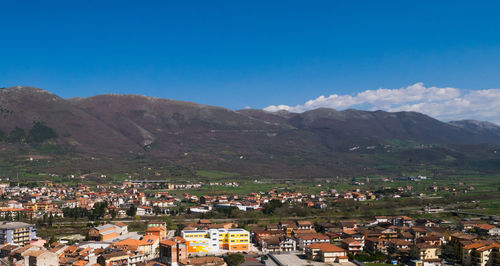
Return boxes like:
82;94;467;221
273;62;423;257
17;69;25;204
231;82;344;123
264;83;500;124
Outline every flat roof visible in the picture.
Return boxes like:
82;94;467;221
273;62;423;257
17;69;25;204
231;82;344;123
0;222;34;230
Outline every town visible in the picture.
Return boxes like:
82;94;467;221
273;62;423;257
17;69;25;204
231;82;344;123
0;173;497;266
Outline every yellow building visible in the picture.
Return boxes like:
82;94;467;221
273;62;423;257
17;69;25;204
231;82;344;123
181;228;250;253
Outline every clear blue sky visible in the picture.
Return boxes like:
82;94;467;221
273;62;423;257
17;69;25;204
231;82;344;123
1;0;499;110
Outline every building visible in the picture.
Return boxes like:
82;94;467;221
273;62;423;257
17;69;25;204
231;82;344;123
23;250;59;266
305;243;349;263
111;235;160;260
145;226;167;241
296;233;330;250
297;221;314;230
410;243;441;266
0;222;37;246
159;237;188;266
342;237;364;254
260;236;296;252
474;224;500;237
469;243;500;266
181;228;250;253
89;224;124;241
97;251;129;266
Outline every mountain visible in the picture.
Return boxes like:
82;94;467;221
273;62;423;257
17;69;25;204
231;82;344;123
0;86;499;177
449;120;500;137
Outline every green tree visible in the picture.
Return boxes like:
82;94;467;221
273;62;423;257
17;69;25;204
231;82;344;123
8;127;26;143
126;205;137;217
28;121;57;143
48;213;54;227
263;199;283;214
225;254;245;266
0;129;6;142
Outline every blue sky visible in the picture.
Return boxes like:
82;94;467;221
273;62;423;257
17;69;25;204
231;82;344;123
1;1;499;122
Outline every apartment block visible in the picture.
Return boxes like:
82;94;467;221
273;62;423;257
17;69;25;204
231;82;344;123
181;228;250;253
0;222;37;245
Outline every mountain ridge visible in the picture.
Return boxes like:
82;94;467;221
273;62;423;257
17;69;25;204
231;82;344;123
0;86;499;177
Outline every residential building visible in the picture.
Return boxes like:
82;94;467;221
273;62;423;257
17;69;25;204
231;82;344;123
475;224;500;237
296;233;329;250
23;250;59;266
305;243;349;263
159;237;188;266
410;243;441;266
181;228;250;253
0;222;37;246
97;251;129;266
260;236;296;252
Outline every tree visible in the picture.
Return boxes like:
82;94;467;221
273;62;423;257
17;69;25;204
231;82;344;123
8;127;26;143
262;199;283;215
225;254;245;266
153;206;162;216
28;121;57;143
126;205;137;217
48;213;54;227
0;129;6;142
110;209;117;220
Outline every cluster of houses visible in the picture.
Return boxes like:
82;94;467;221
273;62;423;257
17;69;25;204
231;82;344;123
0;213;499;265
251;216;500;266
0;179;475;222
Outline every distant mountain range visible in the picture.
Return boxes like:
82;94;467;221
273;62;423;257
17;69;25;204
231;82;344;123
0;86;499;177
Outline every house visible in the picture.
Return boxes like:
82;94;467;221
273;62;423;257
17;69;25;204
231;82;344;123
474;224;500;236
297;221;314;230
23;250;59;266
136;207;146;216
146;226;167;240
89;224;121;241
339;221;358;231
388;239;413;255
296;233;330;250
365;238;389;254
254;230;284;244
111;235;159;260
260;236;296;252
381;228;398;239
342;238;364;254
279;221;298;237
265;224;280;231
159;237;187;266
410;243;441;266
97;251;129;266
417;236;442;246
305;243;349;263
114;222;128;235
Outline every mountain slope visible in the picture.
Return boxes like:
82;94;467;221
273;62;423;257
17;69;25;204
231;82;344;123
0;87;136;153
0;86;498;177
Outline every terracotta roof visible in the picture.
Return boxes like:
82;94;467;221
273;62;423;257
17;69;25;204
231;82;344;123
114;222;127;227
476;243;500;252
146;227;163;232
73;260;88;266
306;243;346;252
463;242;487;250
140;235;159;245
299;233;329;240
160;239;176;246
475;224;496;230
